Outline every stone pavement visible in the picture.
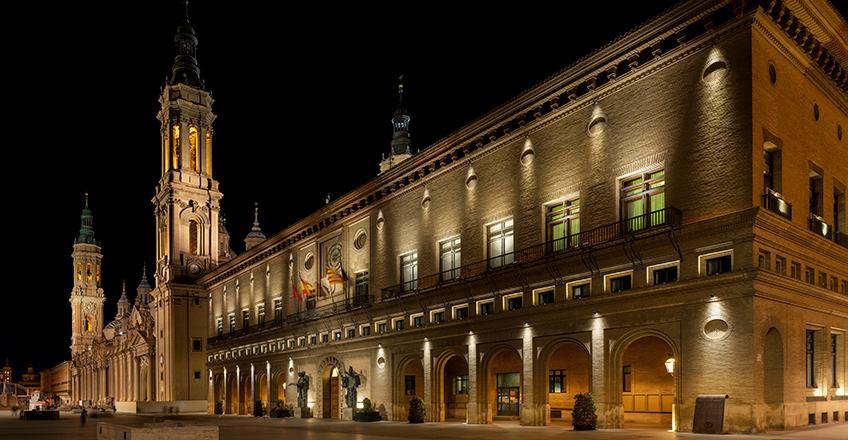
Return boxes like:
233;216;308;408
0;411;845;440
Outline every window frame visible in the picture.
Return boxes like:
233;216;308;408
439;236;462;282
544;196;580;252
400;251;419;292
567;278;592;300
533;286;556;306
410;313;425;328
646;261;680;286
430;308;446;324
476;298;495;316
604;270;634;293
549;369;567;394
502;292;524;311
619;168;666;230
698;249;733;276
486;217;515;269
452;304;469;321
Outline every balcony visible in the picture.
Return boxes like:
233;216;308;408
382;207;682;300
808;213;832;240
761;189;792;220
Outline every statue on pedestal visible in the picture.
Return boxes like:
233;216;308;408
296;371;310;408
341;366;360;409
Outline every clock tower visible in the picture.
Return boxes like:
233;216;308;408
69;195;105;356
150;5;218;404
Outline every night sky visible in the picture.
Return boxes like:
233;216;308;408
4;1;845;378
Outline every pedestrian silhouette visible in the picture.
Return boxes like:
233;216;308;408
80;408;87;425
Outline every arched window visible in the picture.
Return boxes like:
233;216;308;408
86;263;93;281
189;126;199;173
161;224;169;258
189;219;200;255
96;264;101;283
84;316;93;333
172;124;181;170
76;263;82;281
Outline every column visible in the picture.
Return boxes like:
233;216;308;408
467;335;480;424
423;340;432;422
236;366;242;414
250;363;255;415
520;325;539;425
266;362;272;409
591;320;611;427
223;367;228;414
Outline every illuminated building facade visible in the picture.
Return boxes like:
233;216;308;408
202;0;848;431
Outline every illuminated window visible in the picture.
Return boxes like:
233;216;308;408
188;126;199;173
256;304;265;324
334;331;342;341
549;369;566;393
242;310;250;329
273;298;283;324
621;169;665;231
454;375;468;395
95;264;101;283
205;131;212;175
84;316;93;333
400;252;418;292
216;318;223;337
77;264;82;281
488;218;514;268
228;314;235;334
623;365;632;392
439;237;461;281
171;124;180;170
189;219;200;255
546;198;580;252
86;263;93;281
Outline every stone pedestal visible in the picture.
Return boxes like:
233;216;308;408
294;407;312;418
342;408;354;421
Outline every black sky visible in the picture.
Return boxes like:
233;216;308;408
4;1;846;377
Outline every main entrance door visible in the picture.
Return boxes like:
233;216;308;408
496;373;520;416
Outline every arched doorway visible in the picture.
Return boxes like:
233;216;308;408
763;327;784;429
620;336;675;428
322;365;340;419
213;374;223;411
256;373;268;411
543;340;591;424
226;374;238;414
484;347;522;421
239;374;252;415
434;352;469;422
394;356;423;421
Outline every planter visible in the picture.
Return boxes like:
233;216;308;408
573;424;596;431
354;411;382;422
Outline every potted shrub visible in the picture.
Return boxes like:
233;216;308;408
214;400;224;416
571;392;598;430
408;396;425;423
354;398;382;422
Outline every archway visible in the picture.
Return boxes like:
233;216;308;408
620;336;675;428
322;365;340;419
256;373;268;411
763;327;784;429
239;373;252;415
543;340;590;424
434;351;469;422
394;356;424;421
226;374;238;414
483;346;522;421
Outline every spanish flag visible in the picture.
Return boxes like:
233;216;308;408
299;275;315;297
291;277;302;302
326;267;344;285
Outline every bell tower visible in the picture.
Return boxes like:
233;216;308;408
150;2;216;404
69;194;105;356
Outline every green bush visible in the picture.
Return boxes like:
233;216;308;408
362;398;373;412
408;396;425;423
571;392;597;430
214;400;223;415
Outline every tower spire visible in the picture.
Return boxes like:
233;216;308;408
244;202;267;251
116;280;130;318
379;75;414;174
77;194;96;244
169;0;204;88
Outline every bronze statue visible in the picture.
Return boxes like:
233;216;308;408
296;371;310;408
341;366;360;409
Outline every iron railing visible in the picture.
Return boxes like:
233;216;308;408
761;189;792;220
382;207;682;300
808;213;832;240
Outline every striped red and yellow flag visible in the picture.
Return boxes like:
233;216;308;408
326;267;344;285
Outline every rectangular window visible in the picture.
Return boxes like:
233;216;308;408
354;271;369;305
649;263;679;286
288;340;295;349
621;169;665;231
758;251;771;270
439;237;461;281
394;318;405;331
549;369;566;393
228;314;236;334
405;375;416;396
454;375;469;395
571;282;591;299
453;305;469;321
807;330;816;388
805;267;815;285
623;365;632;392
431;310;445;324
192;338;202;352
606;271;633;293
835;186;846;238
763;148;781;193
791;262;801;280
818;272;828;289
546;198;580;252
242;310;250;329
706;255;732;276
347;328;356;338
810;170;823;216
309;335;317;345
775;256;786;275
299;337;306;347
536;288;555;305
321;333;329;343
488;218;514;269
216;318;223;337
273;298;283;324
830;276;838;292
504;293;523;311
842;280;848;295
832;334;838;388
194;371;201;380
334;331;342;341
361;325;371;336
412;314;424;328
478;300;494;316
400;252;418;292
257;304;265;325
378;322;387;334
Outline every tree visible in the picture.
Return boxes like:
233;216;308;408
408;396;425;423
571;392;597;430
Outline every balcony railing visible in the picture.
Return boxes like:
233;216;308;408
808;213;832;239
762;189;792;220
382;207;682;300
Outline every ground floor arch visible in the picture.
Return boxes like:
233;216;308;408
763;327;784;429
239;372;253;414
433;350;469;422
541;340;591;424
482;346;523;421
226;374;238;414
393;355;424;421
322;364;340;419
618;334;676;429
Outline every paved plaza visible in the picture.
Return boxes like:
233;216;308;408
0;412;846;440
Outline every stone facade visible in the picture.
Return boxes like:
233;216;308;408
200;0;848;433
